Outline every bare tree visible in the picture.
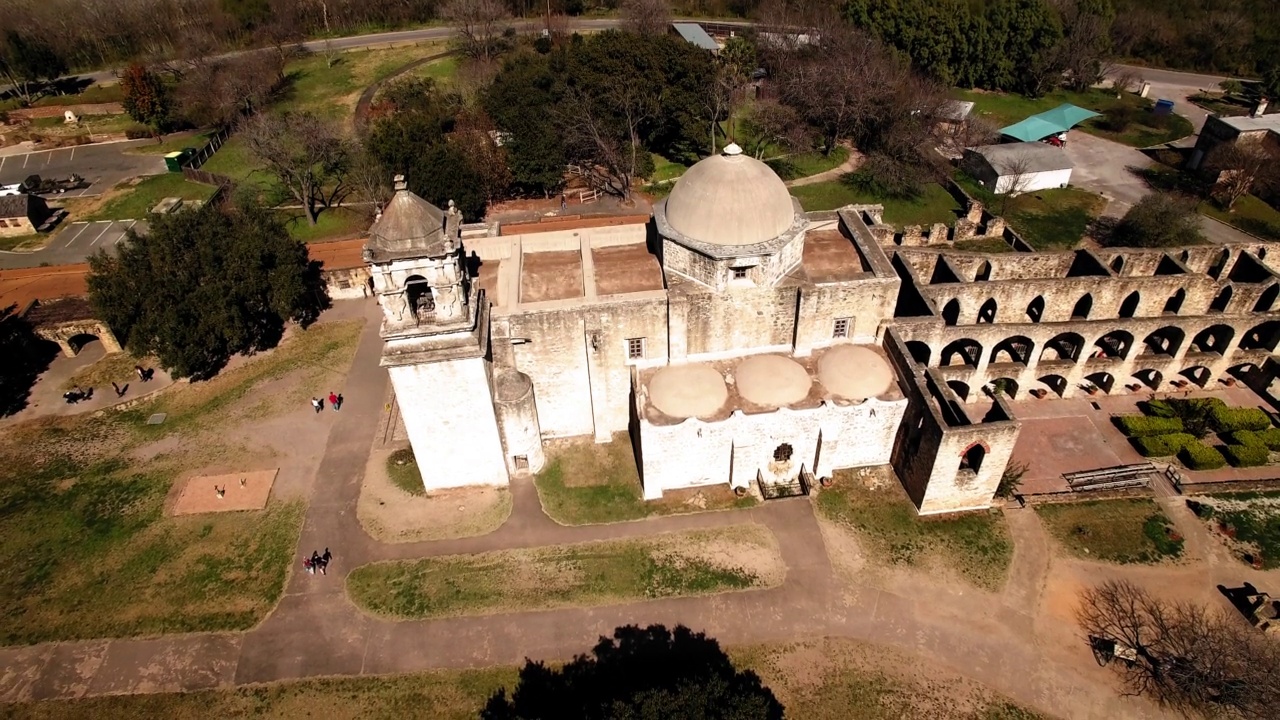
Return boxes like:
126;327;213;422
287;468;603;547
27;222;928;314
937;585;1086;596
941;115;1001;154
739;98;808;159
1078;580;1280;720
449;110;512;205
442;0;510;62
241;112;350;225
175;51;284;128
997;152;1037;199
558;84;656;202
620;0;671;37
1052;0;1115;92
1206;143;1278;211
1111;68;1141;94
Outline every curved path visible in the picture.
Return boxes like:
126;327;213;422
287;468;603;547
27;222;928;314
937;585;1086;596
1;300;1204;720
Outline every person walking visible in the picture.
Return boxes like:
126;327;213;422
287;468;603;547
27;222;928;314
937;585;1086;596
328;391;339;411
311;397;323;413
322;547;332;565
136;365;145;382
303;556;314;575
335;394;344;411
560;193;567;211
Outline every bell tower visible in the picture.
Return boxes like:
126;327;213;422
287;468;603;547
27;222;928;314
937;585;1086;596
364;176;508;491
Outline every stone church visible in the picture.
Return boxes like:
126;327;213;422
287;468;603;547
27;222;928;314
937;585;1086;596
364;143;1280;515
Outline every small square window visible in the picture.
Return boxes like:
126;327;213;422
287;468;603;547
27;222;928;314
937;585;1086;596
626;337;646;360
833;317;851;338
731;266;750;280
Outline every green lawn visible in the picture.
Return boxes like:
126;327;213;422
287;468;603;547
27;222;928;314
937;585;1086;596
126;130;217;155
767;145;850;181
954;237;1014;253
278;207;368;243
1199;195;1280;240
815;474;1013;590
0;83;124;112
0;320;363;645
200;136;288;204
276;44;451;122
534;435;756;525
0;232;44;252
954;172;1105;250
956;87;1194;147
386;447;425;496
1035;499;1184;564
648;153;688;182
1190;490;1280;569
791;178;962;226
347;525;780;619
84;174;218;221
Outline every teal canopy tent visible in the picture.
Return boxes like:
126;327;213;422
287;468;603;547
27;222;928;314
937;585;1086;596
1000;104;1101;142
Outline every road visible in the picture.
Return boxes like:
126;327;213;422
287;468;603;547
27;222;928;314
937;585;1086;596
0;140;165;199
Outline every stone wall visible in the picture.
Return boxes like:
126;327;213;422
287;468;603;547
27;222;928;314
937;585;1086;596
323;266;372;300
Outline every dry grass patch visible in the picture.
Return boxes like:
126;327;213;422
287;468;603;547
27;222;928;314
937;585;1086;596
535;434;757;525
357;447;512;543
1035;498;1183;564
59;351;152;392
734;637;1046;719
7;637;1047;719
0;318;363;645
347;524;783;619
814;469;1013;591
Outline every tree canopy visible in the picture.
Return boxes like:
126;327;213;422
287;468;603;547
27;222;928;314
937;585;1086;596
86;198;325;380
120;63;173;134
1106;194;1206;248
481;624;784;720
0;30;68;106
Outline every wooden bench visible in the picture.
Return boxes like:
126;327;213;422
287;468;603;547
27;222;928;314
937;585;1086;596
1063;463;1155;492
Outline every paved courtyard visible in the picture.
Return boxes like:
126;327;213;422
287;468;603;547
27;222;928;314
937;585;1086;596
0;141;165;199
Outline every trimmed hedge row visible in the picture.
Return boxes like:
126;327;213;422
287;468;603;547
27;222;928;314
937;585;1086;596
1114;415;1184;437
1209;405;1272;433
1223;443;1270;468
1223;430;1265;447
1179;441;1227;471
1133;433;1196;457
1260;428;1280;451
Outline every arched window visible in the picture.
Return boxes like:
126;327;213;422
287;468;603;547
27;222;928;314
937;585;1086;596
1163;288;1185;315
1071;293;1093;320
773;443;793;462
941;298;960;326
975;261;992;281
1026;295;1045;323
977;297;997;323
1118;291;1140;318
959;444;986;473
1255;283;1279;313
1209;285;1233;313
1110;256;1124;274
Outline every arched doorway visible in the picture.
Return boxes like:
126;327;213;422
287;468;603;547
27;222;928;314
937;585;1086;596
1141;326;1186;357
947;380;971;401
1180;366;1211;388
991;336;1034;365
905;340;932;366
1038;374;1068;397
940;338;983;368
1085;372;1115;394
975;261;992;281
989;377;1018;399
1240;321;1280;351
1132;369;1164;391
959;443;986;473
1162;288;1185;315
1190;324;1235;355
1092;330;1134;359
1041;332;1085;362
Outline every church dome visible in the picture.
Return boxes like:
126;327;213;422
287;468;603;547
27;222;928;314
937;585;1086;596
664;144;796;247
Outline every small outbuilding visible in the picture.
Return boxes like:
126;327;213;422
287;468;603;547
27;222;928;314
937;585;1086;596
671;23;720;53
0;193;51;237
962;142;1073;195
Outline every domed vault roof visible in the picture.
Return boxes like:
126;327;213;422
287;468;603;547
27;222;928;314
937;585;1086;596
664;144;796;247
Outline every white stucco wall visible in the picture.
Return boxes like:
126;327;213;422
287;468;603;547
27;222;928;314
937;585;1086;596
636;397;907;500
994;168;1072;194
390;358;509;490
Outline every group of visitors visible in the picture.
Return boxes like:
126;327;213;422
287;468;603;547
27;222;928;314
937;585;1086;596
303;548;333;575
311;392;344;413
134;365;155;382
61;365;155;405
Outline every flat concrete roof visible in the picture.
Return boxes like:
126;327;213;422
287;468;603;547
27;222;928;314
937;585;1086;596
520;250;584;303
802;228;869;283
1216;113;1280;133
592;244;664;296
968;142;1073;174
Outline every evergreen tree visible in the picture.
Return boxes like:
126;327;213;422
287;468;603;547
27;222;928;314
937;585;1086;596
87;198;324;380
120;63;172;134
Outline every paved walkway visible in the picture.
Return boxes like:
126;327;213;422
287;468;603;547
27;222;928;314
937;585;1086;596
0;301;1228;718
784;144;861;187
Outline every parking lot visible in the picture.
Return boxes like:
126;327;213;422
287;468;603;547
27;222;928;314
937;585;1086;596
0;140;166;200
0;219;147;269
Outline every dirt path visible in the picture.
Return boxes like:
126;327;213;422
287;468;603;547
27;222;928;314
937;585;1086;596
784;144;862;187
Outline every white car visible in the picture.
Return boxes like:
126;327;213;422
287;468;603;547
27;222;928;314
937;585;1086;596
0;184;22;197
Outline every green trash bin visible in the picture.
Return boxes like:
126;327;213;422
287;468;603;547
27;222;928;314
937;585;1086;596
163;148;196;172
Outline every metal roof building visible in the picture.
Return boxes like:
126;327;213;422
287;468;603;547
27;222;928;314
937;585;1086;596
671;23;719;52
